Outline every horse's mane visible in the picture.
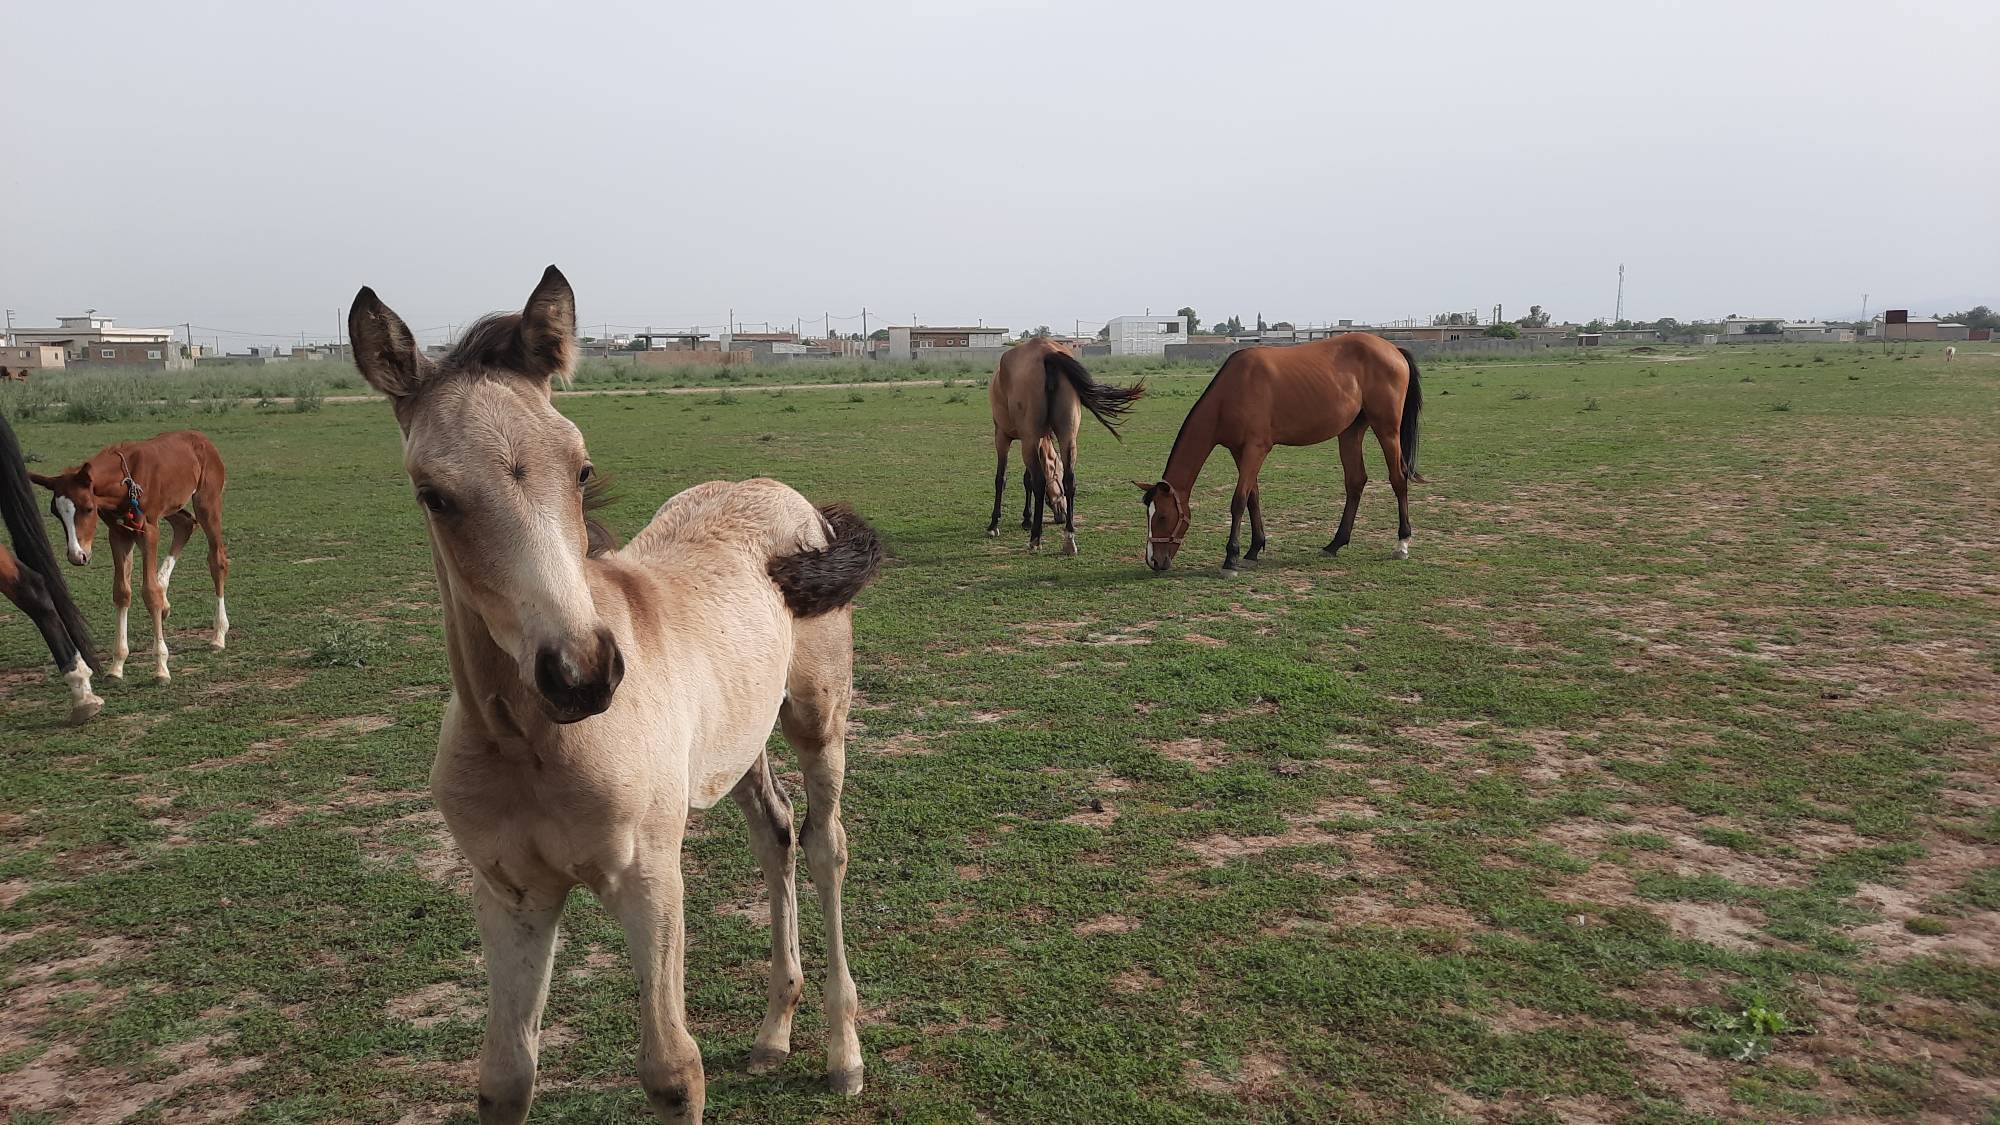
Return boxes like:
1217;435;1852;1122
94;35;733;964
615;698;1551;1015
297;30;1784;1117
1163;348;1246;476
441;313;531;375
583;468;619;558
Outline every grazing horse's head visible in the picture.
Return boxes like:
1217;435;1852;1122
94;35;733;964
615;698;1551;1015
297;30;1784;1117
349;266;623;724
28;463;102;565
1133;480;1188;572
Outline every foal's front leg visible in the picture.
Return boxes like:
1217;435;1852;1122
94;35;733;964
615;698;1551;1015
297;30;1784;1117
604;854;705;1123
473;879;565;1125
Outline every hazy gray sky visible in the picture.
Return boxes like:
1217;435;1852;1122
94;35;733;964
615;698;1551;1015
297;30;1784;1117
4;0;1995;349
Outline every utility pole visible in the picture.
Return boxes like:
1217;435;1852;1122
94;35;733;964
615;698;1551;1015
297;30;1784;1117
185;322;194;358
1859;294;1869;323
860;307;868;339
334;311;342;350
3;308;12;345
1614;263;1625;325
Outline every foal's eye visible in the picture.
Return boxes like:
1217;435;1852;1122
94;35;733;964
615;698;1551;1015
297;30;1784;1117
577;464;594;487
416;487;453;515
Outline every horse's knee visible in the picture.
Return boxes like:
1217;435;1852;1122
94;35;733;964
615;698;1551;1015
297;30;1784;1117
640;1052;704;1119
476;1074;535;1124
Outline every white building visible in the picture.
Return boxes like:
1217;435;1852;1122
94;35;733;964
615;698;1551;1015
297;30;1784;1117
1105;314;1190;356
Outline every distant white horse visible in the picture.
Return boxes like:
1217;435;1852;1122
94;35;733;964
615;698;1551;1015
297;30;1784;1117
1944;346;1956;362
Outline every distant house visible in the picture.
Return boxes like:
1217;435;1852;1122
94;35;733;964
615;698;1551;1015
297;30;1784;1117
10;314;178;363
2;344;66;372
1105;314;1189;356
1723;317;1849;344
885;325;1008;359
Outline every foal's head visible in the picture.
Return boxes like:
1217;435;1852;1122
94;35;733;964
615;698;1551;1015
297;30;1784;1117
28;463;104;566
349;266;623;723
1133;479;1188;572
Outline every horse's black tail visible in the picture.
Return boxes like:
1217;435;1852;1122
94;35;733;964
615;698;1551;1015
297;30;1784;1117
1397;347;1424;483
1044;350;1144;440
769;503;884;618
0;413;98;673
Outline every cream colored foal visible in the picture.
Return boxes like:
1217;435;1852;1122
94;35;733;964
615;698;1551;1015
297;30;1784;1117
350;267;882;1123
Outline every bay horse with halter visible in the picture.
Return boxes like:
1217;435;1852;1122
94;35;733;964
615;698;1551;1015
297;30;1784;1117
349;267;883;1123
1;413;103;723
30;430;229;681
986;336;1143;554
1136;333;1422;574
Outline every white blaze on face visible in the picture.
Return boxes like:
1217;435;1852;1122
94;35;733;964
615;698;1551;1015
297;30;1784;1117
53;496;84;563
1144;500;1155;566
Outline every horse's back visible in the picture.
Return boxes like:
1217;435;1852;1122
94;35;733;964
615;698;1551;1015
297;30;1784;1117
627;478;830;565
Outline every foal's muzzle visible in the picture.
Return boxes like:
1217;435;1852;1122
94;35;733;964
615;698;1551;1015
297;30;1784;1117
533;627;624;723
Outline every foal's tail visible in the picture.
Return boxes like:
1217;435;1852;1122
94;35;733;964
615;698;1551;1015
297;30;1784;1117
1397;347;1425;484
1044;350;1144;440
0;413;99;673
769;503;885;617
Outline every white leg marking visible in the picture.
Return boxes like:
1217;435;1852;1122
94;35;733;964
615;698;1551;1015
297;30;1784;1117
109;606;130;679
212;596;229;650
64;658;104;724
156;555;176;589
1393;537;1411;560
153;627;170;682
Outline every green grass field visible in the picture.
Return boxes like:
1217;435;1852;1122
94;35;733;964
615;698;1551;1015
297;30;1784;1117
1;344;1995;1123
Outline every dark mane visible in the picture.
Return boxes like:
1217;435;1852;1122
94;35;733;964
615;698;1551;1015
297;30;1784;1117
441;312;531;374
1163;348;1246;474
583;469;619;557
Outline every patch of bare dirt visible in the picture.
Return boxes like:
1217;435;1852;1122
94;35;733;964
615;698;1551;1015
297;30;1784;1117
713;896;771;925
1111;967;1163;992
1184;1049;1287;1098
386;981;482;1029
1181;633;1227;648
1062;801;1119;828
307;714;396;739
867;732;933;755
1151;737;1229;770
0;1032;260;1122
1073;914;1138;937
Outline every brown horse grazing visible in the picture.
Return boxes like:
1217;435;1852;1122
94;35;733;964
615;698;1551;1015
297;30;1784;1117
1135;333;1422;574
351;267;883;1123
986;337;1144;554
30;430;229;681
1;414;103;723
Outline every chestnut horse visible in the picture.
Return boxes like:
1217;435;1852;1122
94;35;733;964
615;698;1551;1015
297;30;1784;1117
1;413;103;722
986;337;1143;554
31;431;229;681
1136;333;1422;573
350;267;882;1123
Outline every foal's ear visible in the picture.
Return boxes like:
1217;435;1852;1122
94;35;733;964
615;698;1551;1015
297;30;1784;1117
348;286;429;400
28;470;58;490
1131;479;1155;493
518;265;578;384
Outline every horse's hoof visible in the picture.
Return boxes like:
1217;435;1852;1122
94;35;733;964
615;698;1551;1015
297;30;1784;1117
828;1065;865;1097
106;665;126;681
1062;538;1078;558
985;527;998;538
210;636;227;651
746;1045;790;1075
67;696;105;725
1321;545;1341;557
1392;540;1410;560
1219;566;1242;578
1028;542;1041;553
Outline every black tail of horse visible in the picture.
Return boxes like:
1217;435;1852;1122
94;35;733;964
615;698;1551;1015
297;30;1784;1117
1397;347;1424;483
769;503;884;617
1043;351;1144;440
0;413;99;673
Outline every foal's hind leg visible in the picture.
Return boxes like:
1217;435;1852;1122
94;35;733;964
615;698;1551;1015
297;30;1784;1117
1323;422;1369;557
194;486;230;648
1372;425;1413;559
731;752;803;1076
158;511;194;594
781;613;864;1096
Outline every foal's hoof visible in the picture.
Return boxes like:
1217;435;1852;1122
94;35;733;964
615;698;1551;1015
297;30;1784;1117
1062;537;1078;558
1391;540;1411;560
153;669;172;685
985;527;998;538
210;636;227;651
67;696;105;725
828;1065;865;1097
746;1045;790;1075
1321;545;1342;558
1219;566;1242;579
